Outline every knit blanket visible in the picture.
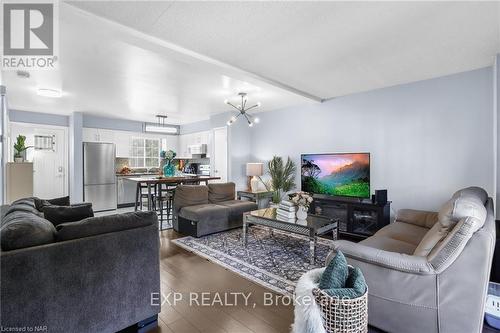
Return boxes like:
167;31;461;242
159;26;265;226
291;268;327;333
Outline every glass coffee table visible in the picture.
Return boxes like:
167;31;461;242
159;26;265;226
243;208;338;265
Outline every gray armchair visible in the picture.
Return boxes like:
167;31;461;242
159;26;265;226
328;187;495;333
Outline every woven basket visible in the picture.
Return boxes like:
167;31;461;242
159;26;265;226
312;288;368;333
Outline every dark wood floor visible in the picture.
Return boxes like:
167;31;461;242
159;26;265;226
151;229;294;333
149;229;499;333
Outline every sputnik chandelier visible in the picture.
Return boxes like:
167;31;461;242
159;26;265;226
225;92;260;127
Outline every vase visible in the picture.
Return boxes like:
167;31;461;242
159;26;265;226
296;206;308;220
163;162;175;177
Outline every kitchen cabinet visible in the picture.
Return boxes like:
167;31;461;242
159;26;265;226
114;131;131;157
178;134;191;158
82;128;115;143
116;176;137;207
177;130;211;159
83;128;178;158
82;128;99;142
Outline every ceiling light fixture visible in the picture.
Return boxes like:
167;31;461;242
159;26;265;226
144;114;178;134
37;88;62;98
225;92;261;127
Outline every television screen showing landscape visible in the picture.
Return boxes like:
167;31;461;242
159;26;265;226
301;153;370;198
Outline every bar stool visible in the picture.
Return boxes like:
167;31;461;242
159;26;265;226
156;183;177;230
134;181;156;211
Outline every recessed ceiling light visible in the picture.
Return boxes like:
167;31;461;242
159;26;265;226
37;88;62;98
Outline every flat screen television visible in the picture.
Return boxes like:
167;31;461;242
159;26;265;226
301;153;370;198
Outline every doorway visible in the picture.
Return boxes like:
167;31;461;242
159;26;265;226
9;122;68;198
211;126;228;183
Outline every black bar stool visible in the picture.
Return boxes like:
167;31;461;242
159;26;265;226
156;182;177;230
134;181;156;211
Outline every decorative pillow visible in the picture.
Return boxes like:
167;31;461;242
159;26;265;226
324;267;367;299
319;251;349;290
42;203;94;226
11;198;36;206
34;196;70;211
56;211;156;241
0;212;56;251
4;203;41;217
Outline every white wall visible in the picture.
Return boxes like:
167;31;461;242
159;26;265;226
249;67;494;213
495;55;500;218
69;112;83;203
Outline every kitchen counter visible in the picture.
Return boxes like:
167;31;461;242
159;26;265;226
116;173;159;177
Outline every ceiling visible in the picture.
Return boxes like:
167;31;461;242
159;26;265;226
66;1;500;98
2;2;312;124
3;1;500;124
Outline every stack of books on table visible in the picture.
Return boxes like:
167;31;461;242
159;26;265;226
276;200;296;223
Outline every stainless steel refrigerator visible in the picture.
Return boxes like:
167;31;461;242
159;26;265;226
83;142;117;212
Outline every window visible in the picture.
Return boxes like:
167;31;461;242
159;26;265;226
129;138;160;168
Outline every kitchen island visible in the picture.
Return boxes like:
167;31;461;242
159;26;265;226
125;175;221;211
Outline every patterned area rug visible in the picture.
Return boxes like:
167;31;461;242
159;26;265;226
173;227;335;296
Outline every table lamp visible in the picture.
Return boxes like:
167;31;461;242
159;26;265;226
246;163;263;192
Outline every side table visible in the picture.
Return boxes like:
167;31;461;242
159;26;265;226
237;190;273;209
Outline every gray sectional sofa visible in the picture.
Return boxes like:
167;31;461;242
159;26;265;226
329;187;495;333
0;198;161;333
173;182;258;237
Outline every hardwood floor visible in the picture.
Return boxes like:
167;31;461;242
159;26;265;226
147;228;498;333
151;229;294;333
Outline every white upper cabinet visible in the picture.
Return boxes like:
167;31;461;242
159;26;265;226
114;131;131;157
83;128;178;158
82;128;99;142
177;130;211;159
82;128;115;143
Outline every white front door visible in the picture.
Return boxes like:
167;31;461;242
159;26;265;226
32;128;68;198
212;127;228;183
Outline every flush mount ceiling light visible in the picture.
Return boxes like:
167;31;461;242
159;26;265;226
37;88;62;98
144;114;178;134
225;92;261;127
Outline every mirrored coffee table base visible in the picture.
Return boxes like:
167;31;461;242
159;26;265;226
243;208;338;265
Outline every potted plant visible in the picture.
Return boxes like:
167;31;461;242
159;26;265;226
161;149;177;177
290;191;313;220
259;156;297;206
13;135;29;162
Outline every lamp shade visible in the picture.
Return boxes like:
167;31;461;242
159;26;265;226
246;163;263;177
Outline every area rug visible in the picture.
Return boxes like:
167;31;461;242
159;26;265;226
172;227;335;296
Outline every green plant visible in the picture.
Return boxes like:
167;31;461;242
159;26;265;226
259;156;297;204
13;135;28;159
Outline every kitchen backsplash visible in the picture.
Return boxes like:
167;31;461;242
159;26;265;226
115;158;130;172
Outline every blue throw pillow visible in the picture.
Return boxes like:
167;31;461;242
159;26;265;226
319;251;349;290
324;267;367;299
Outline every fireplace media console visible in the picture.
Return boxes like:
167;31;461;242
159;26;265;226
310;195;391;239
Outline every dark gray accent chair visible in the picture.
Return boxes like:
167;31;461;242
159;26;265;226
173;182;257;237
0;198;161;333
